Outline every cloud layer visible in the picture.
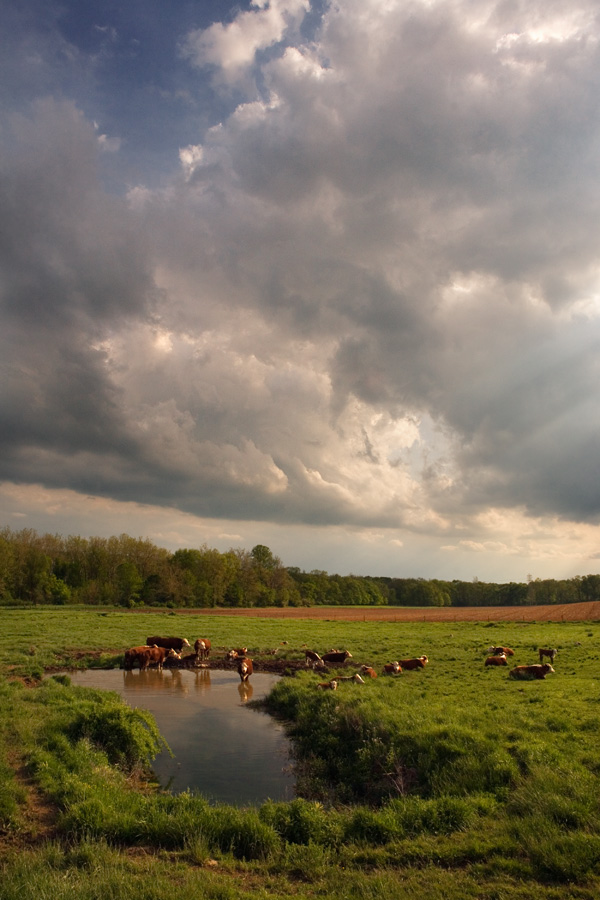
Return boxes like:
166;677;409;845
2;0;600;576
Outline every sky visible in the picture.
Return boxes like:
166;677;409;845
2;0;600;583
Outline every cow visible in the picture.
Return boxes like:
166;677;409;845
124;646;150;670
125;645;178;671
194;638;211;660
305;649;323;667
237;657;253;683
489;646;515;657
316;679;338;690
485;654;508;666
539;648;558;663
398;658;426;670
382;662;402;675
360;665;378;678
146;636;190;652
509;664;555;680
321;650;352;665
337;674;365;683
226;647;247;661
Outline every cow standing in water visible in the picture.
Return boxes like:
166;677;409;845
237;658;253;683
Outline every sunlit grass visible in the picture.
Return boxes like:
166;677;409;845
1;608;600;898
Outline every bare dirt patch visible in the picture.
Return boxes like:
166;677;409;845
176;600;600;623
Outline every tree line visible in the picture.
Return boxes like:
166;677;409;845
0;526;598;609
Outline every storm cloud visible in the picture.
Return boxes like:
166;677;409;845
1;0;600;578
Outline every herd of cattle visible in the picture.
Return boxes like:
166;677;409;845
123;636;254;683
122;636;558;688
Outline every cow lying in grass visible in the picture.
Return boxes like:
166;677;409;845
398;657;427;670
485;654;508;666
509;663;555;680
489;646;514;657
360;666;377;678
321;650;353;665
382;662;402;675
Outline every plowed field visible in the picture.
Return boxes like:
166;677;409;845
178;600;600;622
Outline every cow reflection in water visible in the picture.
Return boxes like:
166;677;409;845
164;667;212;695
238;681;254;703
123;667;212;695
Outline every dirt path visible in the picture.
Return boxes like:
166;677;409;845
2;753;58;850
175;600;600;623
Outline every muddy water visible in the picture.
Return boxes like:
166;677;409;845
65;668;295;806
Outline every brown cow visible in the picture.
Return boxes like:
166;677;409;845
321;650;352;665
509;663;555;680
146;636;190;652
398;658;426;670
237;657;253;682
382;661;402;675
305;649;323;666
124;646;150;670
538;648;557;663
489;646;515;657
485;654;508;666
125;646;177;671
194;638;211;660
360;665;378;678
316;679;338;690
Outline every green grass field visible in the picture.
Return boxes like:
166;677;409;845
1;606;599;900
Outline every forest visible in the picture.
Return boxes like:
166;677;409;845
1;525;599;609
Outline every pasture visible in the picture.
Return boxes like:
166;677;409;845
1;606;600;900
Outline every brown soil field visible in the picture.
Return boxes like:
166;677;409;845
177;600;600;623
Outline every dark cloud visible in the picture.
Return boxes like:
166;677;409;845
2;0;600;563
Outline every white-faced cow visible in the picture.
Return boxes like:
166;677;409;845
360;665;378;678
398;657;426;670
509;663;555;680
382;661;402;675
321;650;352;665
316;679;338;690
237;657;253;682
125;645;178;671
194;638;211;660
488;646;515;657
485;654;508;666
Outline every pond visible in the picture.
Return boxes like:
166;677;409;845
64;667;295;806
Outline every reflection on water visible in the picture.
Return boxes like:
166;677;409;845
65;668;295;806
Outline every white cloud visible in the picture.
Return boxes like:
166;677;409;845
182;0;310;81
